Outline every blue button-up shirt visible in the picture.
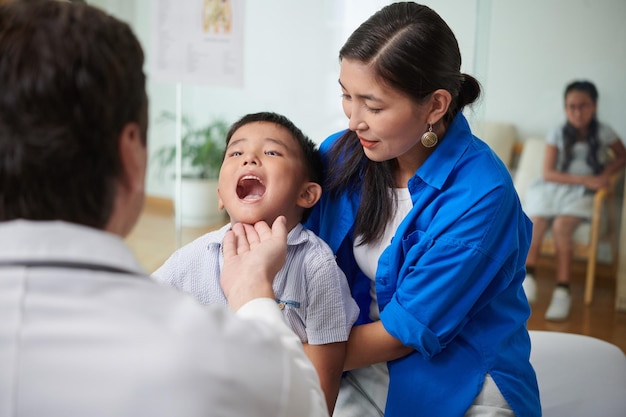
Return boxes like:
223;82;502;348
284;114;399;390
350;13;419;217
306;113;541;417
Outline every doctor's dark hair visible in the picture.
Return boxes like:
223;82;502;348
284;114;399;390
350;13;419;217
225;111;322;221
325;2;481;244
0;0;147;227
561;80;602;174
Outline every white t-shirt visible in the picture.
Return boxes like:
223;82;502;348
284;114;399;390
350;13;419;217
353;187;413;320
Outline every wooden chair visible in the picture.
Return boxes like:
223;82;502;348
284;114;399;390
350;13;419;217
513;137;623;304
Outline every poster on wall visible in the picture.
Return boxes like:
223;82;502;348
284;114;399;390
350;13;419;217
151;0;244;87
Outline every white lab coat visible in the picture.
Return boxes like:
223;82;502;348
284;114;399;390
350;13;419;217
0;220;328;417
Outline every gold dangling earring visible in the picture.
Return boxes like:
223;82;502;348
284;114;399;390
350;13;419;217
421;124;438;148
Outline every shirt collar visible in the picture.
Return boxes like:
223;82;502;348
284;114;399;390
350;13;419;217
209;222;309;250
0;220;147;276
409;112;474;191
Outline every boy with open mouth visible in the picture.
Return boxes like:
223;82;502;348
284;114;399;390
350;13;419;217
154;111;359;415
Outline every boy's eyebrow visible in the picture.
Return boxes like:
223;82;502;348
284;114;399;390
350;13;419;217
338;79;383;102
226;136;292;150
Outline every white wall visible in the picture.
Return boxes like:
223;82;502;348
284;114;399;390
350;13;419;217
88;0;479;197
480;0;626;141
113;0;347;197
89;0;626;197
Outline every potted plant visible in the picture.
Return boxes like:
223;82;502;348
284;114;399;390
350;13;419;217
153;111;230;227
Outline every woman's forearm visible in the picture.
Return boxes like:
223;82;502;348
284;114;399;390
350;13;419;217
344;321;413;371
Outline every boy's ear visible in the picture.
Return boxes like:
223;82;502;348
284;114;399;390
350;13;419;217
297;182;322;209
217;187;225;210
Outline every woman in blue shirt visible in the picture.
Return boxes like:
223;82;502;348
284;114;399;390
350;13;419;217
306;3;540;416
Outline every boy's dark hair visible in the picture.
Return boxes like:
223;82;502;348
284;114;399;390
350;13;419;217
0;0;147;228
225;112;322;222
225;111;322;185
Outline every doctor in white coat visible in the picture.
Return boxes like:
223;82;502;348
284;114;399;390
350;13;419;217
0;2;328;416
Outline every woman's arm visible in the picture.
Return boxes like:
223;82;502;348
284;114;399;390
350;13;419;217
303;342;346;415
343;321;413;371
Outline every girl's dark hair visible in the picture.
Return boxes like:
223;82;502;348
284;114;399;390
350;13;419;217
560;80;602;174
325;2;481;244
225;112;322;221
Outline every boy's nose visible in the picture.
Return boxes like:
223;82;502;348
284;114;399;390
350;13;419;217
242;154;259;166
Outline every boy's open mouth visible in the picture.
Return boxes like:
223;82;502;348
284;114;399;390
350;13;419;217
237;175;266;201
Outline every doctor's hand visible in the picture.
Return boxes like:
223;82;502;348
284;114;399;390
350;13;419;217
220;216;288;311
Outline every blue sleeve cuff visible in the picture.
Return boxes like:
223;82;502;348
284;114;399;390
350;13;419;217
379;297;442;360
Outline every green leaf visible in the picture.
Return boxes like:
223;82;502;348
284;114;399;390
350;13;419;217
152;111;229;179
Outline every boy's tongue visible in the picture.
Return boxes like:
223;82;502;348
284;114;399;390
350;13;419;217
237;178;266;201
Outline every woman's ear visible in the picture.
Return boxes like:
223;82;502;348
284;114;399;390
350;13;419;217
428;89;452;124
297;182;322;209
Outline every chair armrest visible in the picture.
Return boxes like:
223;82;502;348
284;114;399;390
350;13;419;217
592;170;622;206
588;170;623;254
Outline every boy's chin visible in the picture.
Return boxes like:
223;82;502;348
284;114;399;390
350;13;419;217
229;214;269;226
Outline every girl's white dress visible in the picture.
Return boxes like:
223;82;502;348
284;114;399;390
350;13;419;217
523;122;619;220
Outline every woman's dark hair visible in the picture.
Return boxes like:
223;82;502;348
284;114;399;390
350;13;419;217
225;111;322;221
0;0;147;227
560;80;603;174
325;2;481;244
